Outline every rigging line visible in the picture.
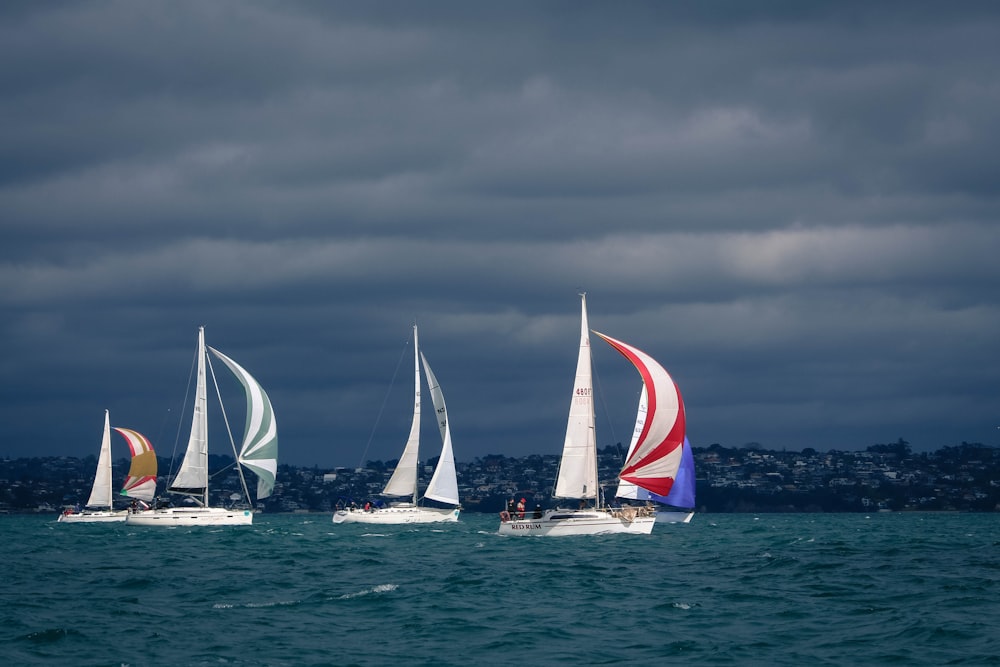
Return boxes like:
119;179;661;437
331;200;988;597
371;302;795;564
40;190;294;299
164;342;198;488
206;352;252;504
355;334;411;469
153;408;172;458
208;458;238;479
591;344;620;457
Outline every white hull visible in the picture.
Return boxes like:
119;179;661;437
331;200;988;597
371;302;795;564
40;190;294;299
125;506;253;526
332;505;460;525
57;510;126;523
656;510;695;524
498;508;655;536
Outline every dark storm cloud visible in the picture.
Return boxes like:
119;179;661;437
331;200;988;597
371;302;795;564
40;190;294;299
1;1;998;467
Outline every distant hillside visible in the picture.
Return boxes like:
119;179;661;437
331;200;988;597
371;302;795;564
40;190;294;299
2;441;997;514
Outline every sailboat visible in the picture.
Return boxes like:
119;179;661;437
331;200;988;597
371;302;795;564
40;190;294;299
616;386;696;523
126;326;277;526
498;294;686;536
332;325;460;524
58;411;158;523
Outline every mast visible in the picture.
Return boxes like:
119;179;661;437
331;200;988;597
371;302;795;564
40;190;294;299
196;328;209;507
104;410;115;512
411;325;419;504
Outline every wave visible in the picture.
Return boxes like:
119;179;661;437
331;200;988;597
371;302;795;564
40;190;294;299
337;583;398;600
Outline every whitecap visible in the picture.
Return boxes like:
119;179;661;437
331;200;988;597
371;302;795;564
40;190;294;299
213;599;299;609
337;583;399;600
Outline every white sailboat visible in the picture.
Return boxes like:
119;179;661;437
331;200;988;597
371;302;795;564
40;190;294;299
498;294;686;536
58;411;158;523
332;325;460;525
126;326;277;527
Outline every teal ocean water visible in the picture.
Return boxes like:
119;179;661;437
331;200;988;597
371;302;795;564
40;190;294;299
1;512;997;666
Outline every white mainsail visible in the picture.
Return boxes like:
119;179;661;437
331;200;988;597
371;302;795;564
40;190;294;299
553;294;598;500
421;351;459;506
168;326;210;502
382;324;422;501
85;410;114;509
615;385;649;501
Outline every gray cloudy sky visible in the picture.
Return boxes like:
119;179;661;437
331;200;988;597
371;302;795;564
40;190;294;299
2;1;998;468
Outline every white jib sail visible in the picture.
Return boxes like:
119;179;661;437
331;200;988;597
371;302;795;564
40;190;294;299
382;325;421;501
554;294;599;500
615;385;648;501
420;351;459;506
86;410;114;509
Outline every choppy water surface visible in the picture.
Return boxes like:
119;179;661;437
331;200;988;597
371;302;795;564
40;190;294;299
1;512;997;665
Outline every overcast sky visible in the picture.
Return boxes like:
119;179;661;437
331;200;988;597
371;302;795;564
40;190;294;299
2;1;998;469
